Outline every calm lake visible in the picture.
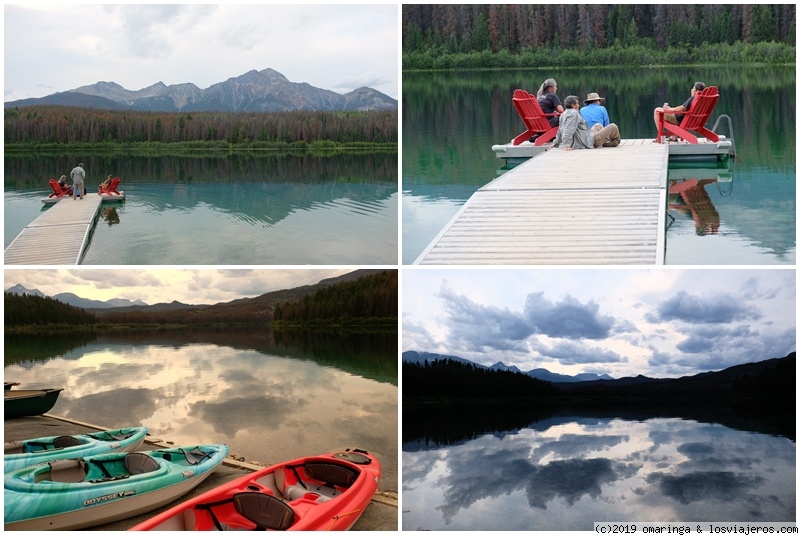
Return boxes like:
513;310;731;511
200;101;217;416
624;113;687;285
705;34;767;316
402;407;795;531
4;328;398;493
4;151;398;265
402;66;795;265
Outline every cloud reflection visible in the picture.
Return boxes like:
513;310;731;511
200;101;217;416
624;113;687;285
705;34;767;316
403;418;795;530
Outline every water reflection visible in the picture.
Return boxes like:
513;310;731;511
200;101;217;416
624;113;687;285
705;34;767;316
667;161;732;236
4;330;398;471
5;152;398;265
402;412;795;530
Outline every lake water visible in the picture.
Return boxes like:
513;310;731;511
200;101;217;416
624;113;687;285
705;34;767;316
402;66;795;265
402;409;795;531
4;151;398;265
3;328;398;493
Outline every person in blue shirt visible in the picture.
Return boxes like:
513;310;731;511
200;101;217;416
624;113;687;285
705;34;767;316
580;92;610;130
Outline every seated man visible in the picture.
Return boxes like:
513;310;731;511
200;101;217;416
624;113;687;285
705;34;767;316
553;95;620;151
580;92;610;129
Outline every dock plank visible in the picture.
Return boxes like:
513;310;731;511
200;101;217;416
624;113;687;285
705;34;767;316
5;195;103;265
416;142;669;265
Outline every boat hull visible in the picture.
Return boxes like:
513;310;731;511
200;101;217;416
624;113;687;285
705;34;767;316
4;444;228;530
131;448;381;531
4;389;63;419
4;426;149;472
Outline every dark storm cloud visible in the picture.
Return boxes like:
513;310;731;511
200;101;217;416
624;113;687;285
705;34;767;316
437;286;618;354
647;291;762;324
647;471;765;505
524;293;615;340
532;339;626;364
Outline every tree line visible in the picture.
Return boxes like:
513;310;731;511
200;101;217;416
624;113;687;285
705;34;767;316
4;106;398;147
4;294;97;328
403;359;559;403
4;271;398;330
272;270;398;327
404;5;795;54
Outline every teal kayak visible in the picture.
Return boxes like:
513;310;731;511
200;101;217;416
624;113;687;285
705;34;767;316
4;443;229;530
4;426;148;472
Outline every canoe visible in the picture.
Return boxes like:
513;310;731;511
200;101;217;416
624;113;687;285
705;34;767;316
4;426;149;472
130;448;381;531
4;443;229;530
4;388;63;419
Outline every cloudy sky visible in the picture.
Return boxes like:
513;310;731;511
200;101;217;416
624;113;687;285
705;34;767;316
4;4;398;102
403;268;796;379
4;268;353;305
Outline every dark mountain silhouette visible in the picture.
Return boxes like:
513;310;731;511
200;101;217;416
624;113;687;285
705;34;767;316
402;350;613;382
5;68;397;112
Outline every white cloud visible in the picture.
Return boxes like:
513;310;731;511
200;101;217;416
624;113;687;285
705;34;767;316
403;269;796;379
4;4;398;100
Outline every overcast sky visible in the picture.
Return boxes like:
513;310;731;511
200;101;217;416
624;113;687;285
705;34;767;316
4;4;398;102
4;268;353;305
403;268;796;379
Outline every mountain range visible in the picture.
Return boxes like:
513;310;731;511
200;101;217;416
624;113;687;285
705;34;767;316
4;68;398;113
4;269;388;315
402;350;614;383
4;284;148;309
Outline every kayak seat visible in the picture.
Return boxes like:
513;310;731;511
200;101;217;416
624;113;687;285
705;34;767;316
233;492;295;530
98;429;135;441
125;452;160;475
304;462;358;488
49;459;88;483
182;446;212;465
53;435;82;449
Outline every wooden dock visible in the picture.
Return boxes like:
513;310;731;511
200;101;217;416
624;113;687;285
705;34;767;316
415;140;669;265
4;194;103;265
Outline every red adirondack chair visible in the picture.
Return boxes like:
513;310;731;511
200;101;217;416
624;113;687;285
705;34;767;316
48;179;71;199
512;89;560;146
656;86;720;144
98;177;122;196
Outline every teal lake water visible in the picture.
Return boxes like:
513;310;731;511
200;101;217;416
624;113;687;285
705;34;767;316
4;152;398;265
402;66;795;265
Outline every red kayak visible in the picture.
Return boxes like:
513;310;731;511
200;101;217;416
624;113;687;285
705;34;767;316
129;448;380;531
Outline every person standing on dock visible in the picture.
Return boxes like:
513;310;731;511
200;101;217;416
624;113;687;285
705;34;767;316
580;92;610;130
536;78;564;128
70;163;85;200
554;96;620;151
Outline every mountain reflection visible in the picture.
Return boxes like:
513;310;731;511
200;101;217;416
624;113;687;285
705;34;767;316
402;416;795;530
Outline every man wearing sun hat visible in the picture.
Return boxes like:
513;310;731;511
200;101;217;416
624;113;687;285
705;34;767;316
580;92;611;130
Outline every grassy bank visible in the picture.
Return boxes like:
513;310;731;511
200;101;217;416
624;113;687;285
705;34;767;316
3;140;397;154
403;42;795;71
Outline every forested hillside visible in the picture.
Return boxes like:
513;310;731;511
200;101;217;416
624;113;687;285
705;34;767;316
4;294;97;327
403;5;795;67
5;271;398;329
273;270;398;326
403;359;559;402
4;107;398;147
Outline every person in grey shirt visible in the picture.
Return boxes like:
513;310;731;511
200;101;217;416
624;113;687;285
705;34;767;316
554;96;620;151
70;163;85;199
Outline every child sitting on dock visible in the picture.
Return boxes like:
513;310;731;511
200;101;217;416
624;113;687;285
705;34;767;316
553;95;621;151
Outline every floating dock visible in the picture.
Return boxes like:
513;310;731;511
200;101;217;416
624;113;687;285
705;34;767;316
4;194;103;265
491;136;734;163
416;139;678;265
